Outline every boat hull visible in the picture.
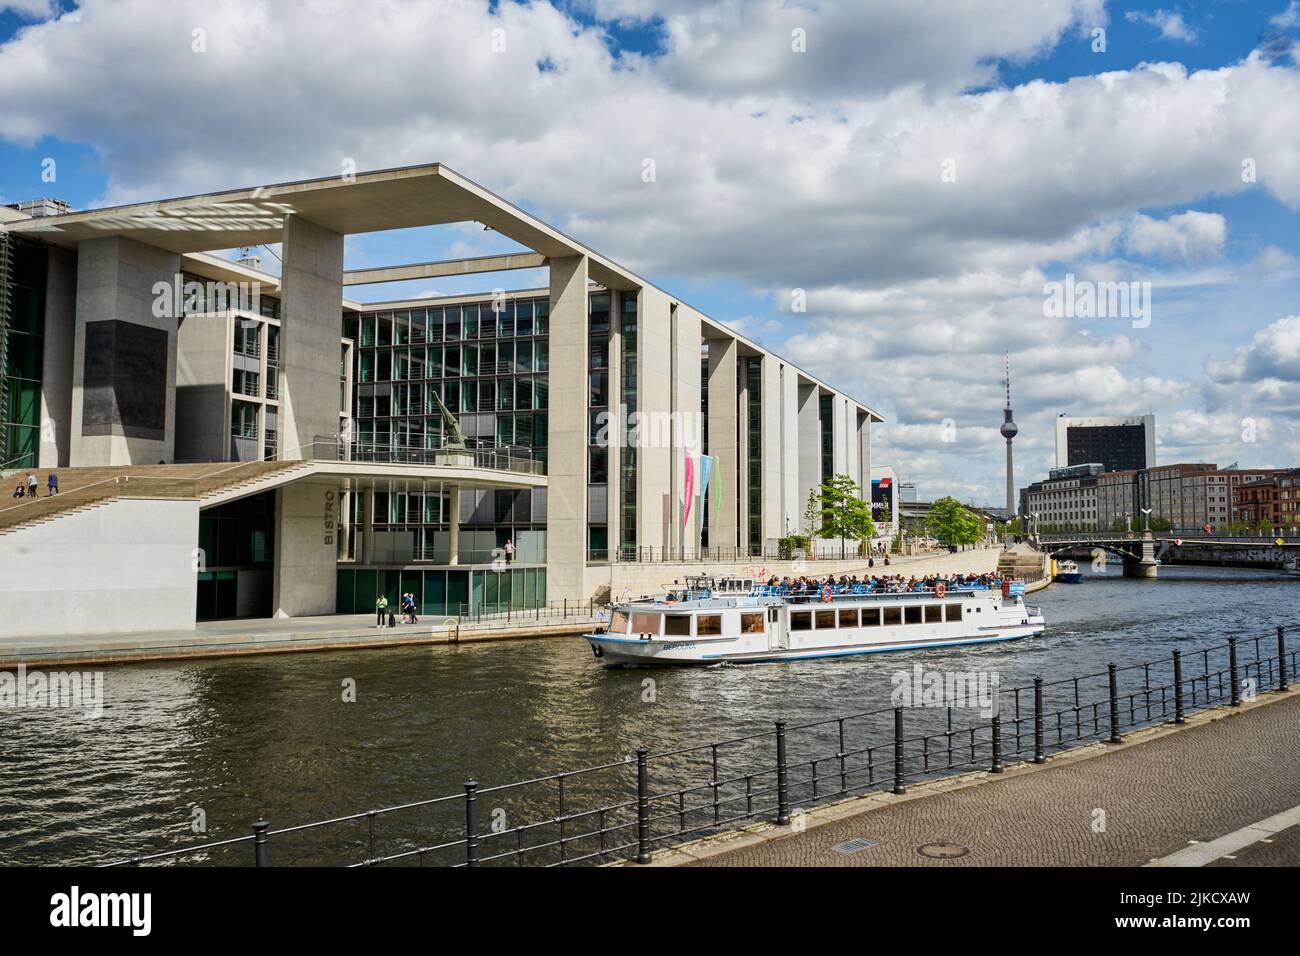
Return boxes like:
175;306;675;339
586;613;1046;668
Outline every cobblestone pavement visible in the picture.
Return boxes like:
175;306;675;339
682;693;1300;867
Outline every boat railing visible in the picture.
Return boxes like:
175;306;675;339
751;581;1013;601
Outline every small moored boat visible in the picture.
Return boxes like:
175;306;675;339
583;575;1046;667
1056;559;1083;584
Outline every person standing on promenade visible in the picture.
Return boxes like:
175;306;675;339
376;593;389;627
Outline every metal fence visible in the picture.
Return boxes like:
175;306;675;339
100;624;1298;868
455;599;606;623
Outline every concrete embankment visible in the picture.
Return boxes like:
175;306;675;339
0;612;602;670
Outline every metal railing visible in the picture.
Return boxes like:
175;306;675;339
99;624;1298;868
312;436;543;475
601;544;899;564
454;599;606;623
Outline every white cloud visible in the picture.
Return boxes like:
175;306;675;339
1126;9;1199;43
1272;1;1300;29
1124;211;1226;262
0;0;1296;500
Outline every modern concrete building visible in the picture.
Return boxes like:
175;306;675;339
0;164;880;636
1054;414;1156;473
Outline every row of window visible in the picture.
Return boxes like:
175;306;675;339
791;603;965;630
349;299;550;348
357;341;550;382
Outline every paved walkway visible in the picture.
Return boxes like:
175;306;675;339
0;609;600;669
659;689;1300;867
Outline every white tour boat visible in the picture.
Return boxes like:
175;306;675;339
583;575;1046;667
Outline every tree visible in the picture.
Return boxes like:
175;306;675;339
816;474;876;557
926;496;984;547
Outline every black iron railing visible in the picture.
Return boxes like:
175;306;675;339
100;624;1298;868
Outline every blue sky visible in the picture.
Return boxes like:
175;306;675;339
2;0;1299;504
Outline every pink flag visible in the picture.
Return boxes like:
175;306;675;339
683;454;695;528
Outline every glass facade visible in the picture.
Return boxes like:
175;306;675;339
0;235;47;468
196;490;275;618
343;296;552;580
618;292;638;553
335;565;545;616
820;393;834;483
745;356;762;553
588;291;610;557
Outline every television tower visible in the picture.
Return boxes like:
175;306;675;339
1000;353;1018;517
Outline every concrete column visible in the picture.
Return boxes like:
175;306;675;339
69;236;181;465
448;484;461;566
39;246;77;467
273;481;339;617
706;336;739;551
857;412;871;503
545;254;588;599
797;382;820;534
278;214;344;461
362;484;376;564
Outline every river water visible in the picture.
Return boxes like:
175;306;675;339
2;565;1296;865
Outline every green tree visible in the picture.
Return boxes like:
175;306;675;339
817;474;876;557
926;496;984;547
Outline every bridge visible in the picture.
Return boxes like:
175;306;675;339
1036;529;1300;577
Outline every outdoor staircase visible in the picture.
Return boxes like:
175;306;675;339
0;460;311;537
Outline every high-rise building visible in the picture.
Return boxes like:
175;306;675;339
1054;414;1155;473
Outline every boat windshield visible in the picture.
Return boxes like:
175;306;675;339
610;610;629;633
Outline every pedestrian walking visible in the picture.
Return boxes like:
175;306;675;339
375;593;389;627
504;538;514;564
26;473;37;497
47;471;58;496
403;591;418;624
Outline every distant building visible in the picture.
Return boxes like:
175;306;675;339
899;481;918;503
5;198;72;219
1054;414;1155;473
1021;461;1296;532
1235;468;1300;530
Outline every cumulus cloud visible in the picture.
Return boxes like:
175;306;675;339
1126;9;1199;43
0;0;1297;500
1125;211;1226;262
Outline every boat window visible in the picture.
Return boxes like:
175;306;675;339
740;612;764;634
610;611;629;633
790;611;812;631
945;604;963;622
924;605;942;624
838;608;859;627
768;607;780;623
904;606;923;625
664;615;691;637
697;614;723;636
862;607;881;627
883;606;903;626
815;609;836;629
630;612;660;635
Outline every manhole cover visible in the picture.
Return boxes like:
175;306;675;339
831;837;880;855
917;842;970;859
